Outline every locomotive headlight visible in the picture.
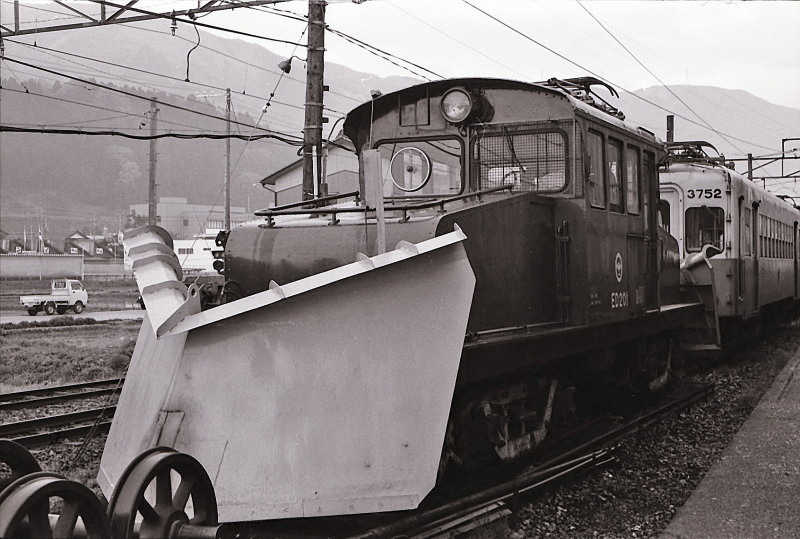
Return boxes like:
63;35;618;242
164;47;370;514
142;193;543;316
440;88;473;123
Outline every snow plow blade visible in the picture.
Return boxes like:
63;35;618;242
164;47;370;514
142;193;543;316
99;225;475;521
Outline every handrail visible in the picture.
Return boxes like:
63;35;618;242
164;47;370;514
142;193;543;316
252;185;514;221
253;191;361;215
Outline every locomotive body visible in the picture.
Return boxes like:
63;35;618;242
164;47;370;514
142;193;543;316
91;78;702;527
223;78;697;478
660;142;800;333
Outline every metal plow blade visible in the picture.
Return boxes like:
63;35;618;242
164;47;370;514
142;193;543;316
99;226;475;522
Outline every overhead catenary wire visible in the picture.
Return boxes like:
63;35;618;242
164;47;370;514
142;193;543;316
459;0;780;155
575;1;747;156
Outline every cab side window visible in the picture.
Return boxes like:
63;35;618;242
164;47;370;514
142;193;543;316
587;131;605;208
608;139;624;213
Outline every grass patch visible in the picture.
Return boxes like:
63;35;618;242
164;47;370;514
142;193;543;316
0;316;99;330
0;322;139;389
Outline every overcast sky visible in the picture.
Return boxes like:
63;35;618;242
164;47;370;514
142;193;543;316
203;0;800;109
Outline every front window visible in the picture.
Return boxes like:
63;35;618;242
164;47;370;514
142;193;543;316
686;206;724;253
474;127;568;193
376;139;462;197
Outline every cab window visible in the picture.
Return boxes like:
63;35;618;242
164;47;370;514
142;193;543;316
626;146;640;214
587;131;605;208
608;139;623;213
376;138;462;197
71;282;84;291
686;206;724;252
474;128;568;193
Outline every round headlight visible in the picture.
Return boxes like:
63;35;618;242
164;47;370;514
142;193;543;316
440;88;473;123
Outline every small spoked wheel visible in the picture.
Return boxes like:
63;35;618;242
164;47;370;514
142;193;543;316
0;439;41;493
108;447;218;539
0;471;112;538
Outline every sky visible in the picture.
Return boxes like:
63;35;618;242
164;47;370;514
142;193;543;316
2;0;798;108
202;0;800;110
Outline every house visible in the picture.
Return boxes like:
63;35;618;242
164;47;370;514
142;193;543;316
260;137;359;207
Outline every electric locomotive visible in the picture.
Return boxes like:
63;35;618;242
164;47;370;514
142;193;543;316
660;141;800;346
220;78;698;490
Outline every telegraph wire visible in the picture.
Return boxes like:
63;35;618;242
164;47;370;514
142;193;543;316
576;1;747;155
1;55;304;140
82;0;304;47
460;0;779;154
239;1;441;80
0;125;305;143
385;1;529;81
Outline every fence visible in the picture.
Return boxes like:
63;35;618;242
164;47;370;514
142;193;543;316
0;253;84;280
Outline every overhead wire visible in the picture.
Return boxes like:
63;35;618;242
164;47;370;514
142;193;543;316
575;0;747;155
1;55;305;142
460;0;781;155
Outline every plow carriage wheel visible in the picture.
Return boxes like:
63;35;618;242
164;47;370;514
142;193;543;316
1;439;41;493
107;447;219;539
0;471;112;538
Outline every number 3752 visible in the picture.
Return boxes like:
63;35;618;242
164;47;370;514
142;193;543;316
687;188;722;199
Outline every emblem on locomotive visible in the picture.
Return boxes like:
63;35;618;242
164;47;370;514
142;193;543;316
614;252;624;283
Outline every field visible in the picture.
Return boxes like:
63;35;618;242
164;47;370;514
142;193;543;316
0;320;139;392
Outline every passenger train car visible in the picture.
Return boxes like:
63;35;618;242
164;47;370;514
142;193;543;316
659;141;800;342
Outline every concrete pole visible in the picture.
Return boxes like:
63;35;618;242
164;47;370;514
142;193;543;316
225;88;231;230
148;98;159;226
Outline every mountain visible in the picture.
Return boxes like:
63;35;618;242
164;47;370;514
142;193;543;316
1;23;798;242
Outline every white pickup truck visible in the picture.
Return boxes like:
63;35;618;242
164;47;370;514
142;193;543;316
20;279;89;316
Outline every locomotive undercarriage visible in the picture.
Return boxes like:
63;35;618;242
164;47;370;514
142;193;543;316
438;330;679;477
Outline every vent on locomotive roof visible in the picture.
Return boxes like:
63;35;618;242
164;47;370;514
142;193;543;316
542;77;625;120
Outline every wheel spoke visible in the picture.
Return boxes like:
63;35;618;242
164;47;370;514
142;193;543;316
155;469;172;508
172;476;195;511
52;499;81;536
138;496;159;523
28;499;53;537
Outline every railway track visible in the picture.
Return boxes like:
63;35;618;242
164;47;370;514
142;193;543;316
343;383;715;539
0;378;123;448
0;378;124;412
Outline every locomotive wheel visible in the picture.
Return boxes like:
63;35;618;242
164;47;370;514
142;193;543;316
1;439;42;493
108;447;218;539
0;471;112;538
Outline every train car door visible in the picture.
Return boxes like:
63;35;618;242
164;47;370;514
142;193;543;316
752;202;760;314
659;185;684;259
794;221;798;298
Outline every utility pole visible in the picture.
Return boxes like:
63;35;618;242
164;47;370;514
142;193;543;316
302;0;327;201
148;98;159;226
225;88;231;230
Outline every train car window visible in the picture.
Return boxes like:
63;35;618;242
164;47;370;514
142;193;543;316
742;207;752;256
376;138;462;196
643;151;656;232
587;131;605;208
658;200;670;232
685;206;724;253
607;139;624;213
474;126;568;193
626;146;640;214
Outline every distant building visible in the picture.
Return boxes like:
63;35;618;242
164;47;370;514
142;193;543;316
129;197;250;240
260;137;359;206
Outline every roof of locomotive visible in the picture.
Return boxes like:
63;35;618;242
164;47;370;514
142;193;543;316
343;77;661;146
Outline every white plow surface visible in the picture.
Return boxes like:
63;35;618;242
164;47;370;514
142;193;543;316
100;225;475;521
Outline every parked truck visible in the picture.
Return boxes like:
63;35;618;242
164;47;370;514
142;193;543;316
20;279;88;316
